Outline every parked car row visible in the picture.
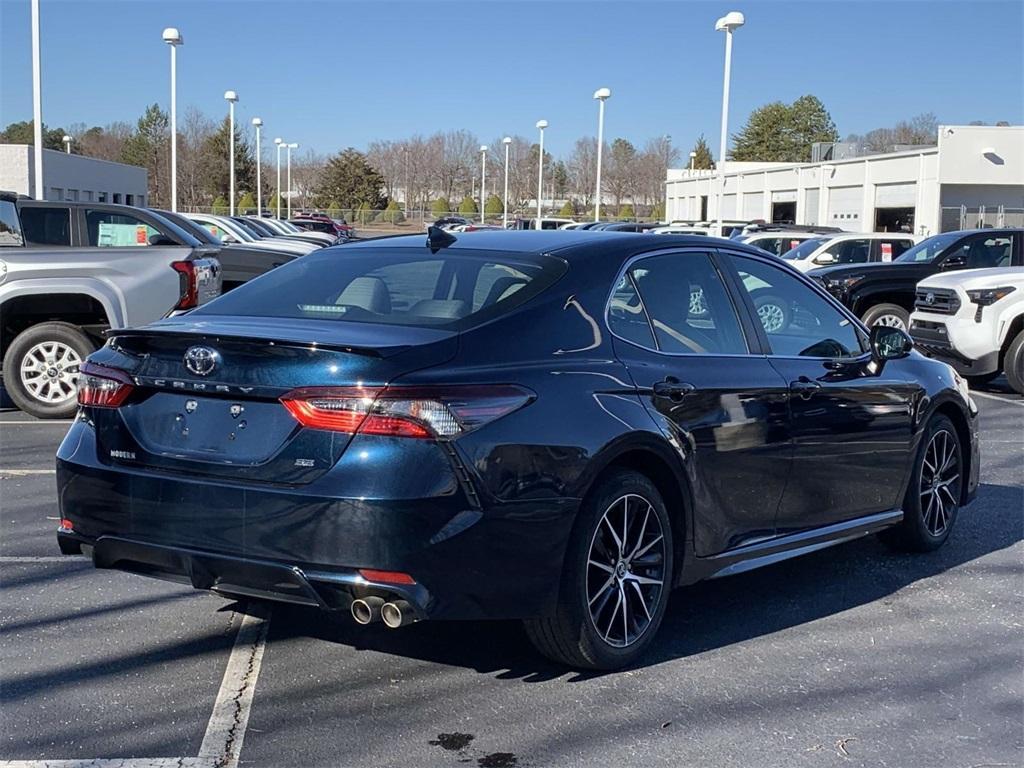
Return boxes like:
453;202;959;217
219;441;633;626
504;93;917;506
0;192;350;418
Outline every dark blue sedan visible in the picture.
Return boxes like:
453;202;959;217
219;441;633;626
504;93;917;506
56;229;979;669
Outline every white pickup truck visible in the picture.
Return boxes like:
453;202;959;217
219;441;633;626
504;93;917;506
910;267;1024;394
0;192;221;418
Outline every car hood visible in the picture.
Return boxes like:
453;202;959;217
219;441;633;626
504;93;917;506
917;267;1024;290
809;262;932;280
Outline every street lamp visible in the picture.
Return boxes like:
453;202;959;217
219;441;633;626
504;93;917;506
224;90;238;215
501;136;512;229
689;150;697;170
286;142;298;219
479;145;488;224
62;135;72;154
252;118;263;215
593;88;610;222
535;119;548;228
30;0;43;199
714;10;744;237
162;27;183;211
274;138;284;218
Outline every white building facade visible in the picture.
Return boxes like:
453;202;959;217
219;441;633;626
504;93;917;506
665;125;1024;237
0;144;148;206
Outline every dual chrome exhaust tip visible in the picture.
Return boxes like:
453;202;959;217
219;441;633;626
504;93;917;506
350;596;415;628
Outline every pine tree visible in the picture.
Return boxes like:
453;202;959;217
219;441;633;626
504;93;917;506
690;135;714;169
619;203;635;219
314;148;386;210
237;192;256;214
558;199;576;217
211;195;228;215
484;195;504;216
458;196;478;216
732;95;838;162
431;198;452;217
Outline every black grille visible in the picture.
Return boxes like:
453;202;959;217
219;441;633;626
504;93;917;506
915;288;960;315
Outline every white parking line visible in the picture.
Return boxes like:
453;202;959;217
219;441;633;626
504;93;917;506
0;607;272;768
0;556;75;563
971;390;1024;407
0;469;57;476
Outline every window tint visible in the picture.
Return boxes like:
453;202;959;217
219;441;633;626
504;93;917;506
894;231;961;263
876;238;913;262
608;274;656;349
730;255;866;358
85;210;158;247
623;252;747;355
824;238;871;265
19;207;72;246
0;200;24;246
197;249;565;331
943;233;1016;269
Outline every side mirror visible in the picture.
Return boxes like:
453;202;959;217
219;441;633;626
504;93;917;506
147;233;177;246
940;254;967;271
870;325;913;361
815;253;837;265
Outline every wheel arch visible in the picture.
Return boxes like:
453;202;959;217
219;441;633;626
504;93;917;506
578;436;693;585
998;313;1024;362
853;289;915;318
1;288;115;359
929;398;974;506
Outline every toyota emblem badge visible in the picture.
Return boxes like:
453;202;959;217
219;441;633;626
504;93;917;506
925;292;936;305
183;345;219;377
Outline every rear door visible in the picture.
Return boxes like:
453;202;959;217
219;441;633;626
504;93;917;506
608;248;791;556
721;250;918;531
872;237;914;263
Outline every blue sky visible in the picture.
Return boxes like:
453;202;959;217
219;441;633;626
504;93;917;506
1;0;1022;159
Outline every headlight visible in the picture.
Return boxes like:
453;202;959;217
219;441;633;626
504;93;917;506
966;286;1016;306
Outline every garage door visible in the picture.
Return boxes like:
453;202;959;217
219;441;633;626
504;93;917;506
804;188;820;225
875;183;916;207
743;192;764;220
720;194;737;219
827;186;862;227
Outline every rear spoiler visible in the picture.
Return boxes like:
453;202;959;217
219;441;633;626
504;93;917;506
105;327;389;358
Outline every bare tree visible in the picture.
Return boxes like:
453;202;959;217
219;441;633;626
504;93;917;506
178;106;215;210
568;137;601;207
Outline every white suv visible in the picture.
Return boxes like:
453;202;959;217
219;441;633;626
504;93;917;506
910;267;1024;393
782;232;918;272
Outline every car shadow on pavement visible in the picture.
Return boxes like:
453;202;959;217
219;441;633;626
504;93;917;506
236;481;1022;682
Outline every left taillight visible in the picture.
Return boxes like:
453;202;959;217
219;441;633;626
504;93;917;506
171;260;199;309
77;362;134;408
280;385;532;439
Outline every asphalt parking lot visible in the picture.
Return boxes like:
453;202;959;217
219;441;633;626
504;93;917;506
1;384;1021;768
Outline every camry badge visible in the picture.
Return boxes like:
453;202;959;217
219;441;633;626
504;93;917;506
183;345;219;377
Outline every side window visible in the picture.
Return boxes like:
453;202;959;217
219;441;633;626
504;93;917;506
608;274;656;349
85;210;159;247
472;263;531;311
729;255;866;358
19;207;72;246
876;239;911;262
0;200;25;246
830;238;870;264
622;252;748;355
944;233;1015;270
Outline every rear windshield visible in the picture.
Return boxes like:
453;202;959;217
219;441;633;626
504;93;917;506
195;247;567;331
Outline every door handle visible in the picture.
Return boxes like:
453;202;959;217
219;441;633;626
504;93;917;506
653;378;695;402
790;377;822;400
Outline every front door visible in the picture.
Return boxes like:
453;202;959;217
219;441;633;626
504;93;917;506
608;249;792;556
722;252;919;533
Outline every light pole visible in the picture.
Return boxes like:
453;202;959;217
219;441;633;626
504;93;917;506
62;135;72;154
286;142;298;219
689;150;697;171
30;0;43;199
162;27;182;211
502;136;512;229
593;87;610;222
403;146;409;218
274;138;283;218
224;90;238;215
535;120;548;228
714;10;744;237
252;118;263;215
479;145;488;224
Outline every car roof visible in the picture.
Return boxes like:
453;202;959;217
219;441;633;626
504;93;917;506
339;230;768;261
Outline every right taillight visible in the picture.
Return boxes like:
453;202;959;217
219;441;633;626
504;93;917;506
280;385;533;439
77;362;134;408
171;260;199;309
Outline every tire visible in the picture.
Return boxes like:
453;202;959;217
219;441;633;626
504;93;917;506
751;292;791;334
964;372;999;388
1;322;95;419
881;414;962;552
524;469;674;670
1004;330;1024;395
861;303;910;331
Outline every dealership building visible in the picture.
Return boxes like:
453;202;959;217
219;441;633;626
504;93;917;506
0;144;148;206
665;125;1023;236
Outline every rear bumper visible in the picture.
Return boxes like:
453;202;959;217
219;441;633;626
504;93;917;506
56;421;578;620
